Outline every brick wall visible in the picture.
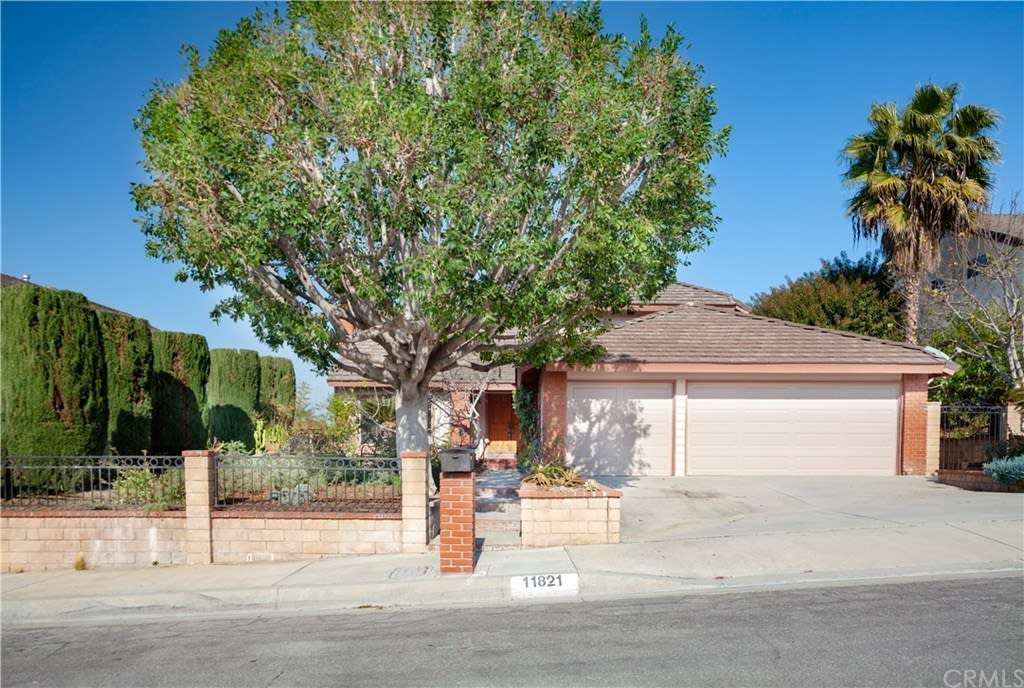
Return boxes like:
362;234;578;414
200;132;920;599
211;514;401;562
2;450;426;572
539;369;568;462
936;469;1023;493
520;484;621;547
900;374;929;475
1;514;187;571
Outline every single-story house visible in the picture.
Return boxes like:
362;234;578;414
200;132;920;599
331;282;955;476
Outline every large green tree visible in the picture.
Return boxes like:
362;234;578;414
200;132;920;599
133;3;728;454
842;83;1000;344
751;252;904;340
1;284;108;456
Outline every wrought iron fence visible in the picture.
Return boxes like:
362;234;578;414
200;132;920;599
939;405;1008;470
215;455;401;513
1;456;185;511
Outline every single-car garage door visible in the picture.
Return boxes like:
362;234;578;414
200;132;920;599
567;382;673;476
686;382;899;476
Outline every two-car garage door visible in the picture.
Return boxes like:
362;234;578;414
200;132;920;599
566;381;900;476
685;382;899;476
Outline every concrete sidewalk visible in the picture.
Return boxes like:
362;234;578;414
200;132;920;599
4;506;1021;625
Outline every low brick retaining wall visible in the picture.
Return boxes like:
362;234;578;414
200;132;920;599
211;513;401;562
1;513;188;570
935;469;1023;493
1;450;433;572
519;483;621;547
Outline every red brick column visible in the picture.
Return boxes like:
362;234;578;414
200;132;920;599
439;471;475;574
900;375;929;475
183;450;216;565
539;369;568;462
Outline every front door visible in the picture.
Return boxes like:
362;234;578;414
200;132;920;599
486;392;520;454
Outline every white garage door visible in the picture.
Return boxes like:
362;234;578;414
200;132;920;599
686;382;899;476
566;382;673;476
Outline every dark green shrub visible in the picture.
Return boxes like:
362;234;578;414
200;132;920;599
151;331;210;454
258;356;296;425
1;284;107;457
208;349;260;450
97;311;154;455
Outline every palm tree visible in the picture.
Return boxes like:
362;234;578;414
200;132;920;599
842;83;1000;343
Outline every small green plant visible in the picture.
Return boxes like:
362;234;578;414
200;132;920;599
111;467;184;511
216;439;251;456
583;479;600;492
982;455;1024;485
73;555;87;571
521;463;585;489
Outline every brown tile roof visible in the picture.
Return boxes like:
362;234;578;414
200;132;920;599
982;213;1023;243
645;282;738;306
596;304;949;367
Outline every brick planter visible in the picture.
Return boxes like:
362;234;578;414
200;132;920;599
936;469;1024;493
519;483;621;547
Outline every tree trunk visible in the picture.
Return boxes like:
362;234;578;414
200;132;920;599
903;271;922;344
396;384;436;492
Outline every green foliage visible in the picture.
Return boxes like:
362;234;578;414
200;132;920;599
981;455;1024;485
258;356;296;426
111;467;185;511
751;251;903;340
985;435;1024;462
521;462;585;488
133;2;729;403
1;284;107;457
926;320;1012;405
326;393;360;454
151;331;210;454
208;348;261;450
97;311;154;455
513;387;541;467
842;83;1000;342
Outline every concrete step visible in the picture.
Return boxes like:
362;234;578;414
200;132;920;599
475;497;521;514
474;530;522;551
476;487;520;500
475;511;521;532
478;456;518;472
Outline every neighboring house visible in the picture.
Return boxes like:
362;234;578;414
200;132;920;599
330;281;954;476
930;213;1024;300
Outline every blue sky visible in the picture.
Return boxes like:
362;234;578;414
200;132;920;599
3;2;1022;406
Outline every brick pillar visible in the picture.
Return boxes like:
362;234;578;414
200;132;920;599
900;375;929;475
439;471;475;574
539;369;568;462
1007;403;1023;436
400;451;430;553
183;450;215;565
926;401;942;475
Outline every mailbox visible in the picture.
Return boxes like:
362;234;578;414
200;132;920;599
438;448;474;473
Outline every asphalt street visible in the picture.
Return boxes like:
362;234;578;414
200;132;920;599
3;575;1022;688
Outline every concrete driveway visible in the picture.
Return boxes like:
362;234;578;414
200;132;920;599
559;476;1023;587
601;476;1024;543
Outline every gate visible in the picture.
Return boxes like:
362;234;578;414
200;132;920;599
939;405;1007;469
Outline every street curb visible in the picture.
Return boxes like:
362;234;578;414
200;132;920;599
4;562;1021;626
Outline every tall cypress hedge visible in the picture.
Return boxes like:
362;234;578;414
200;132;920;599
208;349;261;449
258;356;296;426
1;284;107;456
97;311;154;455
151;331;210;454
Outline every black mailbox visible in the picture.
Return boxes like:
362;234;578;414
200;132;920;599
438;448;474;473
